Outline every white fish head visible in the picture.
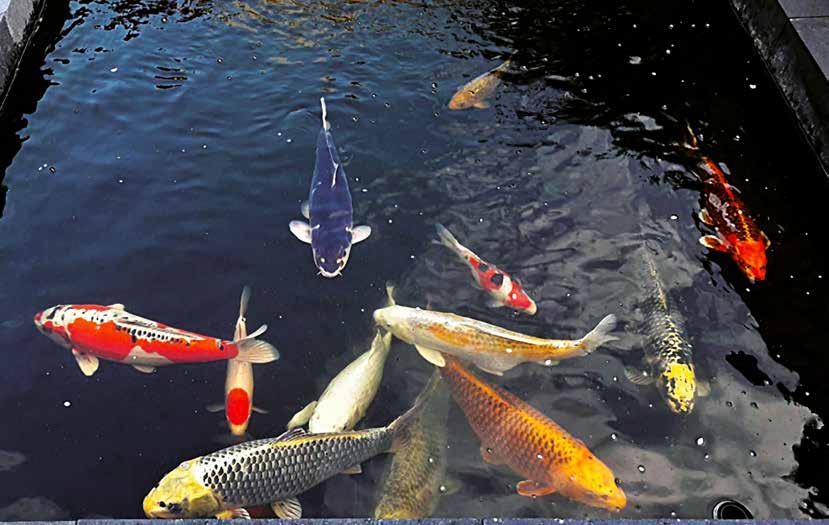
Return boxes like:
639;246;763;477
33;306;72;349
373;305;416;343
312;232;352;278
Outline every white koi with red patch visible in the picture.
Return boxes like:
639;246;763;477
435;223;537;315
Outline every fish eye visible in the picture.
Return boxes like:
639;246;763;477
158;502;166;508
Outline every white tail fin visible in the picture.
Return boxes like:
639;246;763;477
578;314;619;355
320;97;330;131
385;281;396;307
435;223;462;253
234;286;251;340
234;324;279;364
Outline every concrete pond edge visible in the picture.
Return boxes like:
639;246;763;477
0;518;829;525
729;0;829;175
0;0;46;111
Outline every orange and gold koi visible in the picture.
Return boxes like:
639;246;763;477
440;358;626;512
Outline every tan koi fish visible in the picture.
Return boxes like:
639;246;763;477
374;372;453;518
373;284;617;376
448;58;512;110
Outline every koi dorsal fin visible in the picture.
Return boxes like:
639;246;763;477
272;427;307;443
320;97;330;131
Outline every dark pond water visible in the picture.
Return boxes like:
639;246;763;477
1;0;828;520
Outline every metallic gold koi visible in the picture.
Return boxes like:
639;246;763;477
374;284;617;376
440;358;626;511
448;58;511;110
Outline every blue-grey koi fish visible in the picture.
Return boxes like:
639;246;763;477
289;98;371;277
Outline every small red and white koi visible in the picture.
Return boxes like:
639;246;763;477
435;223;537;315
207;287;269;437
33;301;279;377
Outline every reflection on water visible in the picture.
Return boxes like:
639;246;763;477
0;0;828;519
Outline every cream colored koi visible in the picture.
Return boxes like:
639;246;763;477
373;285;617;376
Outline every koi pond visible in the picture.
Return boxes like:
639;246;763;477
1;0;828;520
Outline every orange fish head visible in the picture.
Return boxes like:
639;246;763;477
733;239;767;283
559;454;627;512
448;91;475;110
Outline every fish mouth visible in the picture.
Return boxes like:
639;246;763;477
318;268;343;278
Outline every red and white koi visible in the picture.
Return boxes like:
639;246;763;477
207;287;269;437
33;302;279;377
435;223;537;315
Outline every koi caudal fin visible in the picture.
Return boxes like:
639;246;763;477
386;372;442;452
435;223;463;254
234;324;280;364
577;314;619;356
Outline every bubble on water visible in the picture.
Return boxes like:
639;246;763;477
216;57;223;64
610;433;618;441
704;453;710;460
286;138;292;143
428;457;434;464
751;402;759;409
63;401;71;407
749;83;757;89
110;67;118;73
749;450;757;457
726;401;734;407
439;485;447;493
49;166;56;174
637;465;646;473
629;56;642;65
670;214;679;220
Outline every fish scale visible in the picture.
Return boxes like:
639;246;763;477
195;430;390;507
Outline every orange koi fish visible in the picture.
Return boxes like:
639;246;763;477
440;358;626;512
685;126;770;282
207;287;269;436
33;301;279;377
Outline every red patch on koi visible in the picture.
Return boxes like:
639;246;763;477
226;388;251;425
698;159;768;282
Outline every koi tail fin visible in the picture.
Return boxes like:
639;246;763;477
385;281;396;307
577;314;619;356
234;285;251;340
387;371;442;452
234;324;280;364
679;122;699;151
435;223;463;255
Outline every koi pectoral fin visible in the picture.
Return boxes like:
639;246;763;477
341;464;362;475
351;225;372;244
486;299;505;308
517;480;557;497
72;350;99;377
206;403;224;413
132;365;156;374
289;220;313;244
624;366;655;386
697;380;711;397
300;201;310;219
215;508;250;520
271;498;302;519
699;235;729;253
414;345;446;367
698;209;714;226
251;406;269;415
473;101;491;109
286;401;317;429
